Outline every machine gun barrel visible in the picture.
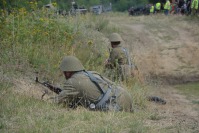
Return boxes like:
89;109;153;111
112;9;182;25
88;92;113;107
35;77;62;94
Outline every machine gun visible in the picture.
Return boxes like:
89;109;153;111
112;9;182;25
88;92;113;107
35;76;81;108
35;76;62;99
148;96;166;105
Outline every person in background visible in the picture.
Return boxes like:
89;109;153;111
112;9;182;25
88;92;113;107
155;2;161;14
164;0;171;15
177;0;185;15
105;33;136;82
170;2;177;14
186;0;191;15
150;4;155;14
191;0;198;15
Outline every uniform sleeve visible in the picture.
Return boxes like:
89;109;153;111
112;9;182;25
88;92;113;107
54;81;80;104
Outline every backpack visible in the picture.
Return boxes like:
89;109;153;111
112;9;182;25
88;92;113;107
84;71;121;111
121;48;137;78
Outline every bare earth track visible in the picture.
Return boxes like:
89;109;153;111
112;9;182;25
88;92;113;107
109;15;199;132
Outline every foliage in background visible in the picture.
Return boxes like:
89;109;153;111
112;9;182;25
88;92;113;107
0;0;148;13
148;0;166;4
110;0;148;11
0;7;115;82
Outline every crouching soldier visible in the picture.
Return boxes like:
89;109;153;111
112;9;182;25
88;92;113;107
55;56;134;112
105;33;137;82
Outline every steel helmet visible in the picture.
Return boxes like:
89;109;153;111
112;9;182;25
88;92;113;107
60;56;85;72
109;33;123;42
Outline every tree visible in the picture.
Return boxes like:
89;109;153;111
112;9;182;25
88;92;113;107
0;0;150;13
110;0;148;11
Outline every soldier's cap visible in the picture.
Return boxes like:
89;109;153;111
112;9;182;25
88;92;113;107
60;56;85;72
109;33;123;42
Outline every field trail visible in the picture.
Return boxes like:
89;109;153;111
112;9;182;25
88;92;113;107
145;85;199;132
108;15;199;132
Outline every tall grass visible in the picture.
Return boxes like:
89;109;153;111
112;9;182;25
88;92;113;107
0;10;151;132
0;11;115;80
0;81;151;133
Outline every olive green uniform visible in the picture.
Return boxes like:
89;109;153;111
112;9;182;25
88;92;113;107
109;44;128;67
105;33;134;81
55;71;133;112
106;44;132;81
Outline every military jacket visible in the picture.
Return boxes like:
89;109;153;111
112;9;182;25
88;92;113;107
55;71;133;112
109;44;128;67
106;44;134;81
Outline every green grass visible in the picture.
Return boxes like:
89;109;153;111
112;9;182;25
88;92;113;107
174;82;199;97
0;10;153;133
174;82;199;105
192;100;199;105
0;82;151;133
0;11;108;80
2;9;198;133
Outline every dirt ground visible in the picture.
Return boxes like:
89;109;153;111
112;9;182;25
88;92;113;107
146;85;199;132
109;15;199;132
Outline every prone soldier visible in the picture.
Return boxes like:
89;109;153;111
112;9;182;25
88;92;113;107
54;56;134;112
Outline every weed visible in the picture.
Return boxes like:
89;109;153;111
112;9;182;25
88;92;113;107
0;10;150;133
192;100;199;104
174;82;199;98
